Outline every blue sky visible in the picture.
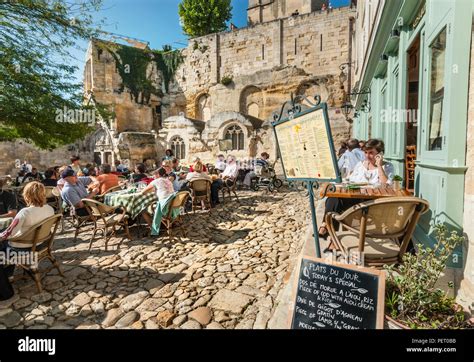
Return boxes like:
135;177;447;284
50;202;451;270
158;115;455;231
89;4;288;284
71;0;350;81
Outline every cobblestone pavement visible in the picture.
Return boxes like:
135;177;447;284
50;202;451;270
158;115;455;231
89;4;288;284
0;189;311;329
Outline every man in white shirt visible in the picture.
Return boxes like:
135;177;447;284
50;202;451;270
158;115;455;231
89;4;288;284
215;154;226;172
338;138;366;175
221;156;239;179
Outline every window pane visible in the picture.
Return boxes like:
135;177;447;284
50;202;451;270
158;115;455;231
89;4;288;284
428;28;446;151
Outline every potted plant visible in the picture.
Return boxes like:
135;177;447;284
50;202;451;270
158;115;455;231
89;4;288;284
384;225;472;329
392;175;403;190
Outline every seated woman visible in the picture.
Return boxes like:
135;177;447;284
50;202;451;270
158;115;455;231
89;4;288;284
319;139;394;238
0;182;55;306
186;161;221;208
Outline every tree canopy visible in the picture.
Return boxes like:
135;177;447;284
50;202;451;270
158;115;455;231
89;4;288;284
0;0;104;149
178;0;232;38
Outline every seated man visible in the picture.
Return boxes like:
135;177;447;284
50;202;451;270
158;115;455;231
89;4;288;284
41;168;58;187
131;163;148;183
189;157;207;172
22;167;43;183
244;152;270;187
171;158;181;173
220;155;239;187
96;164;119;194
0;179;17;220
114;160;128;174
215;154;226;173
60;169;99;217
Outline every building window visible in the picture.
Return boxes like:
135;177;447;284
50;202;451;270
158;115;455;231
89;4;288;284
170;136;186;160
428;27;447;151
224;125;244;151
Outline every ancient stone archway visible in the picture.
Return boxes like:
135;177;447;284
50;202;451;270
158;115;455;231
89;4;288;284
240;86;263;118
195;93;211;122
91;127;115;166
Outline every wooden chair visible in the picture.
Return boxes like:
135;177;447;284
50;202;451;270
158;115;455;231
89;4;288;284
45;186;66;231
325;196;430;268
95;184;123;202
161;191;190;239
189;179;212;212
221;177;239;203
82;199;132;251
8;214;64;293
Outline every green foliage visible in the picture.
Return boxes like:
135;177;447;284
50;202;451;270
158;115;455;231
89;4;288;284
393;175;403;181
178;0;232;37
384;225;470;329
220;74;233;86
0;0;103;149
97;41;183;101
153;47;184;93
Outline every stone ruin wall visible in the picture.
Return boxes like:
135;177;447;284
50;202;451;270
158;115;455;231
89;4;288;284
162;7;354;163
0;6;355;174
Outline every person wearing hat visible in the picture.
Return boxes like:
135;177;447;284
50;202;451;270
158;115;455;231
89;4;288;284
60;169;99;216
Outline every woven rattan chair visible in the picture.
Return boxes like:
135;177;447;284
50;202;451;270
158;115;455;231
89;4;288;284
82;199;131;251
221;177;238;204
325;196;429;268
189;179;212;212
161;191;190;239
8;214;63;292
95;184;123;202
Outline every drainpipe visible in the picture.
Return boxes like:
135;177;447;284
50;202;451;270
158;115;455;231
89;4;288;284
347;16;355;97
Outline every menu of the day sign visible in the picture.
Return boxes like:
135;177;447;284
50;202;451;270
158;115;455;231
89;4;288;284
273;105;338;181
290;257;385;329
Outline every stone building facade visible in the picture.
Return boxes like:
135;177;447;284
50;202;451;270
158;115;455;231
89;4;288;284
0;1;355;175
351;0;474;310
86;3;355;167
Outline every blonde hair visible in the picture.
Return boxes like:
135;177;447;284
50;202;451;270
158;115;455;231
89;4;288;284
193;161;204;173
22;181;46;207
162;160;172;168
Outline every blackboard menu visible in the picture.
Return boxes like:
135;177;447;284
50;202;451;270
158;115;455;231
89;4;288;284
290;257;385;329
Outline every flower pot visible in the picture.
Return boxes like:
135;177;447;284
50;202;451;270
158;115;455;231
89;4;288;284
384;314;410;330
393;180;401;191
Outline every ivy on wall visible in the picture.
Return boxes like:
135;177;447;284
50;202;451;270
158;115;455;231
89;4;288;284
95;40;184;104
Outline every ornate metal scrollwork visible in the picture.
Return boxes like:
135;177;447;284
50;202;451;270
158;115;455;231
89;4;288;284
272;92;322;123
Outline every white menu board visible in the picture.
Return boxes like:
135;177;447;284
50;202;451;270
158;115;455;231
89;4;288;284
274;107;338;180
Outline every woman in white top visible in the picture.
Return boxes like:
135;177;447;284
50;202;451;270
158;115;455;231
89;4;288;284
0;181;55;245
140;167;175;228
186;161;212;183
142;167;174;200
319;139;394;240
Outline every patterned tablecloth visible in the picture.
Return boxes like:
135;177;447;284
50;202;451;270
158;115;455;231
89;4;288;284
0;217;13;231
103;190;158;219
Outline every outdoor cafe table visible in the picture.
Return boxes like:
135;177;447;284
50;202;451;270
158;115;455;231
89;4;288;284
323;184;412;199
103;190;158;220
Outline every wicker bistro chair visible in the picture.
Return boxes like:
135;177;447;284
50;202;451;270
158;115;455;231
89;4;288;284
161;191;191;239
82;199;132;251
8;214;64;293
325;196;430;268
189;179;212;212
44;186;66;232
95;184;123;202
221;177;239;204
